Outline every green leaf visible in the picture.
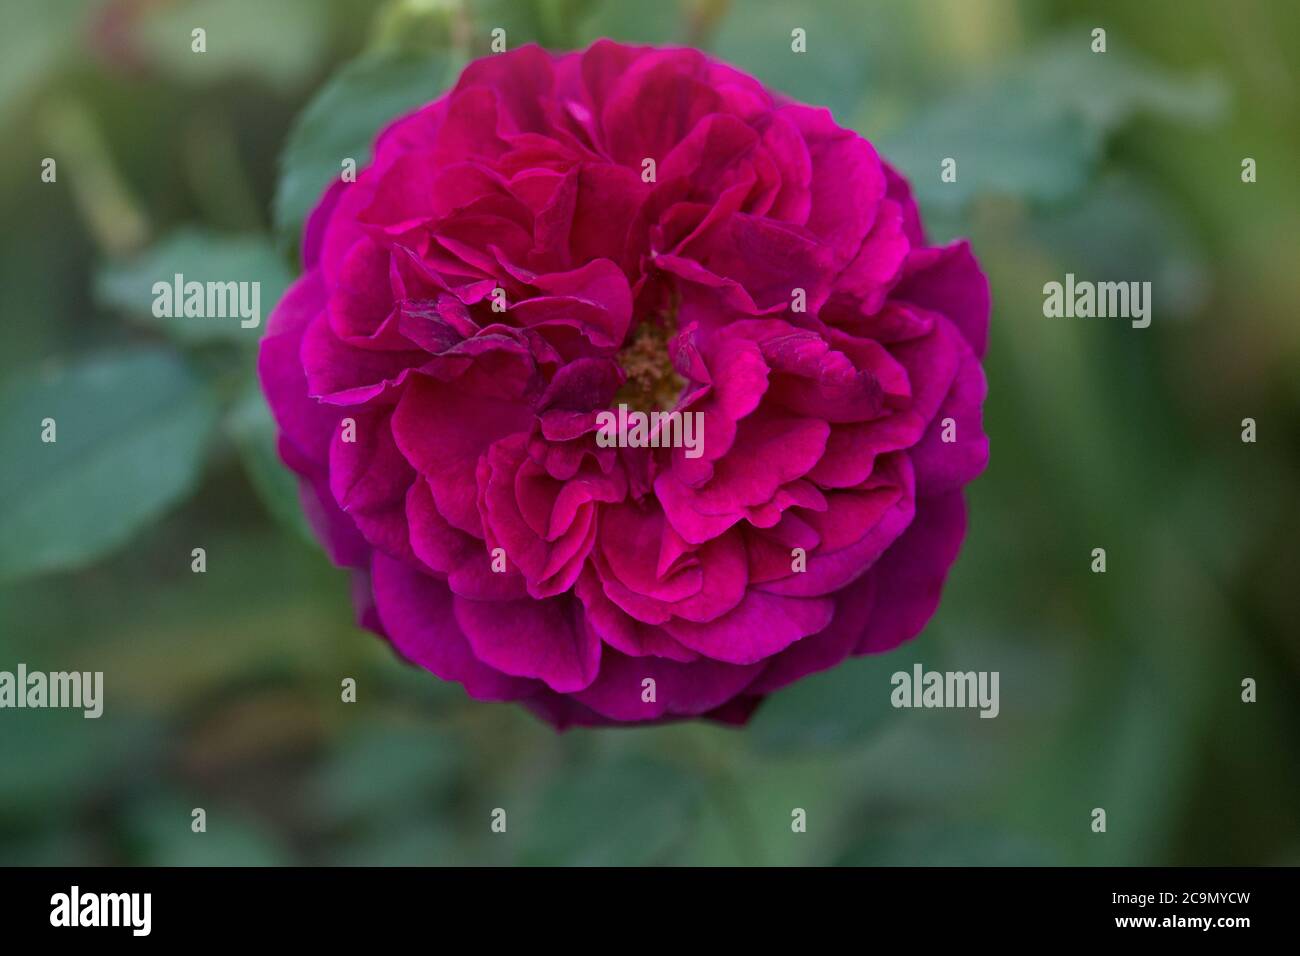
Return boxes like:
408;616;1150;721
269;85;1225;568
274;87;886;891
0;710;163;810
95;228;292;345
1029;174;1210;317
837;820;1059;866
882;87;1100;212
311;721;459;824
881;38;1226;212
0;348;219;581
329;821;455;866
227;383;314;544
124;794;290;866
712;0;889;124
748;650;923;754
521;756;703;865
273;51;454;247
1028;38;1227;133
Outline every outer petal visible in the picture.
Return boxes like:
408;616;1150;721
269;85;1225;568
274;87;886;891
663;589;834;664
259;272;336;461
371;552;539;700
452;593;601;693
571;647;762;722
855;491;967;654
893;240;990;359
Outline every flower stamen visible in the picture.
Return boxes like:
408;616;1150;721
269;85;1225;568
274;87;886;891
615;316;685;414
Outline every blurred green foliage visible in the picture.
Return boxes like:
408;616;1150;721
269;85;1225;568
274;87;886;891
0;0;1297;866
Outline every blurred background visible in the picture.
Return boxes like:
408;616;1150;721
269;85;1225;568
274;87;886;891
1;0;1297;866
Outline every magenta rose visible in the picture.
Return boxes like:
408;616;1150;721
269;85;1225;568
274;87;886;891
259;41;989;728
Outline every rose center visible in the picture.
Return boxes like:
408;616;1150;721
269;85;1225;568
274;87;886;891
614;316;685;414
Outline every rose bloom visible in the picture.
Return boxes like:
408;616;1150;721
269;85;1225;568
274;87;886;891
260;41;989;727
